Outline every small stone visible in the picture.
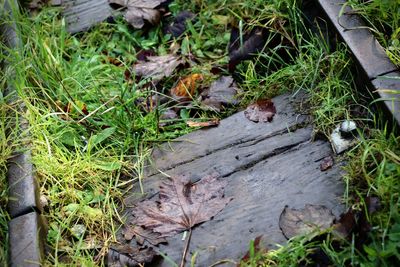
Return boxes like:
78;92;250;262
70;224;86;239
330;122;358;154
39;195;49;209
339;120;357;138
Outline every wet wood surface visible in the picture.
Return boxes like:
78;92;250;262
115;93;345;266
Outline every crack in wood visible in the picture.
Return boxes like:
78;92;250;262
221;139;310;178
236;122;308;149
149;123;308;175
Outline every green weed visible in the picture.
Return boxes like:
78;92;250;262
1;6;165;265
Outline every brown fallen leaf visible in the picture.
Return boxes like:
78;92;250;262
279;204;336;239
132;174;232;237
332;209;356;239
124;225;167;246
108;245;158;267
320;156;334;171
332;196;380;245
106;56;123;66
28;0;48;10
165;11;196;37
244;99;276;123
201;76;240;112
108;0;169;29
228;27;269;71
186;119;220;128
132;54;182;82
171;74;203;98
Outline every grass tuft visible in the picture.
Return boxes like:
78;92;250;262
347;0;400;67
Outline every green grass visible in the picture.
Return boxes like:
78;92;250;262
347;0;400;67
0;87;13;266
1;7;162;265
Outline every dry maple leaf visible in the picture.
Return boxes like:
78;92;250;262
171;74;203;99
244;99;276;123
132;54;182;82
109;0;168;29
132;174;232;237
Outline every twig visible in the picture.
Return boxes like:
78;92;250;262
180;228;192;267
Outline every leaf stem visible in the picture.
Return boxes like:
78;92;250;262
180;228;192;267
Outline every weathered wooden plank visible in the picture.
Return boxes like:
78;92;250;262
146;94;308;177
61;0;113;33
126;126;313;205
123;140;344;266
114;93;344;266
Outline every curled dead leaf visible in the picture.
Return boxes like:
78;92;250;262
186;119;220;128
171;74;203;98
244;99;276;123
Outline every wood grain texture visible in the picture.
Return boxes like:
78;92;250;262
62;0;113;33
146;94;308;177
113;93;345;266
